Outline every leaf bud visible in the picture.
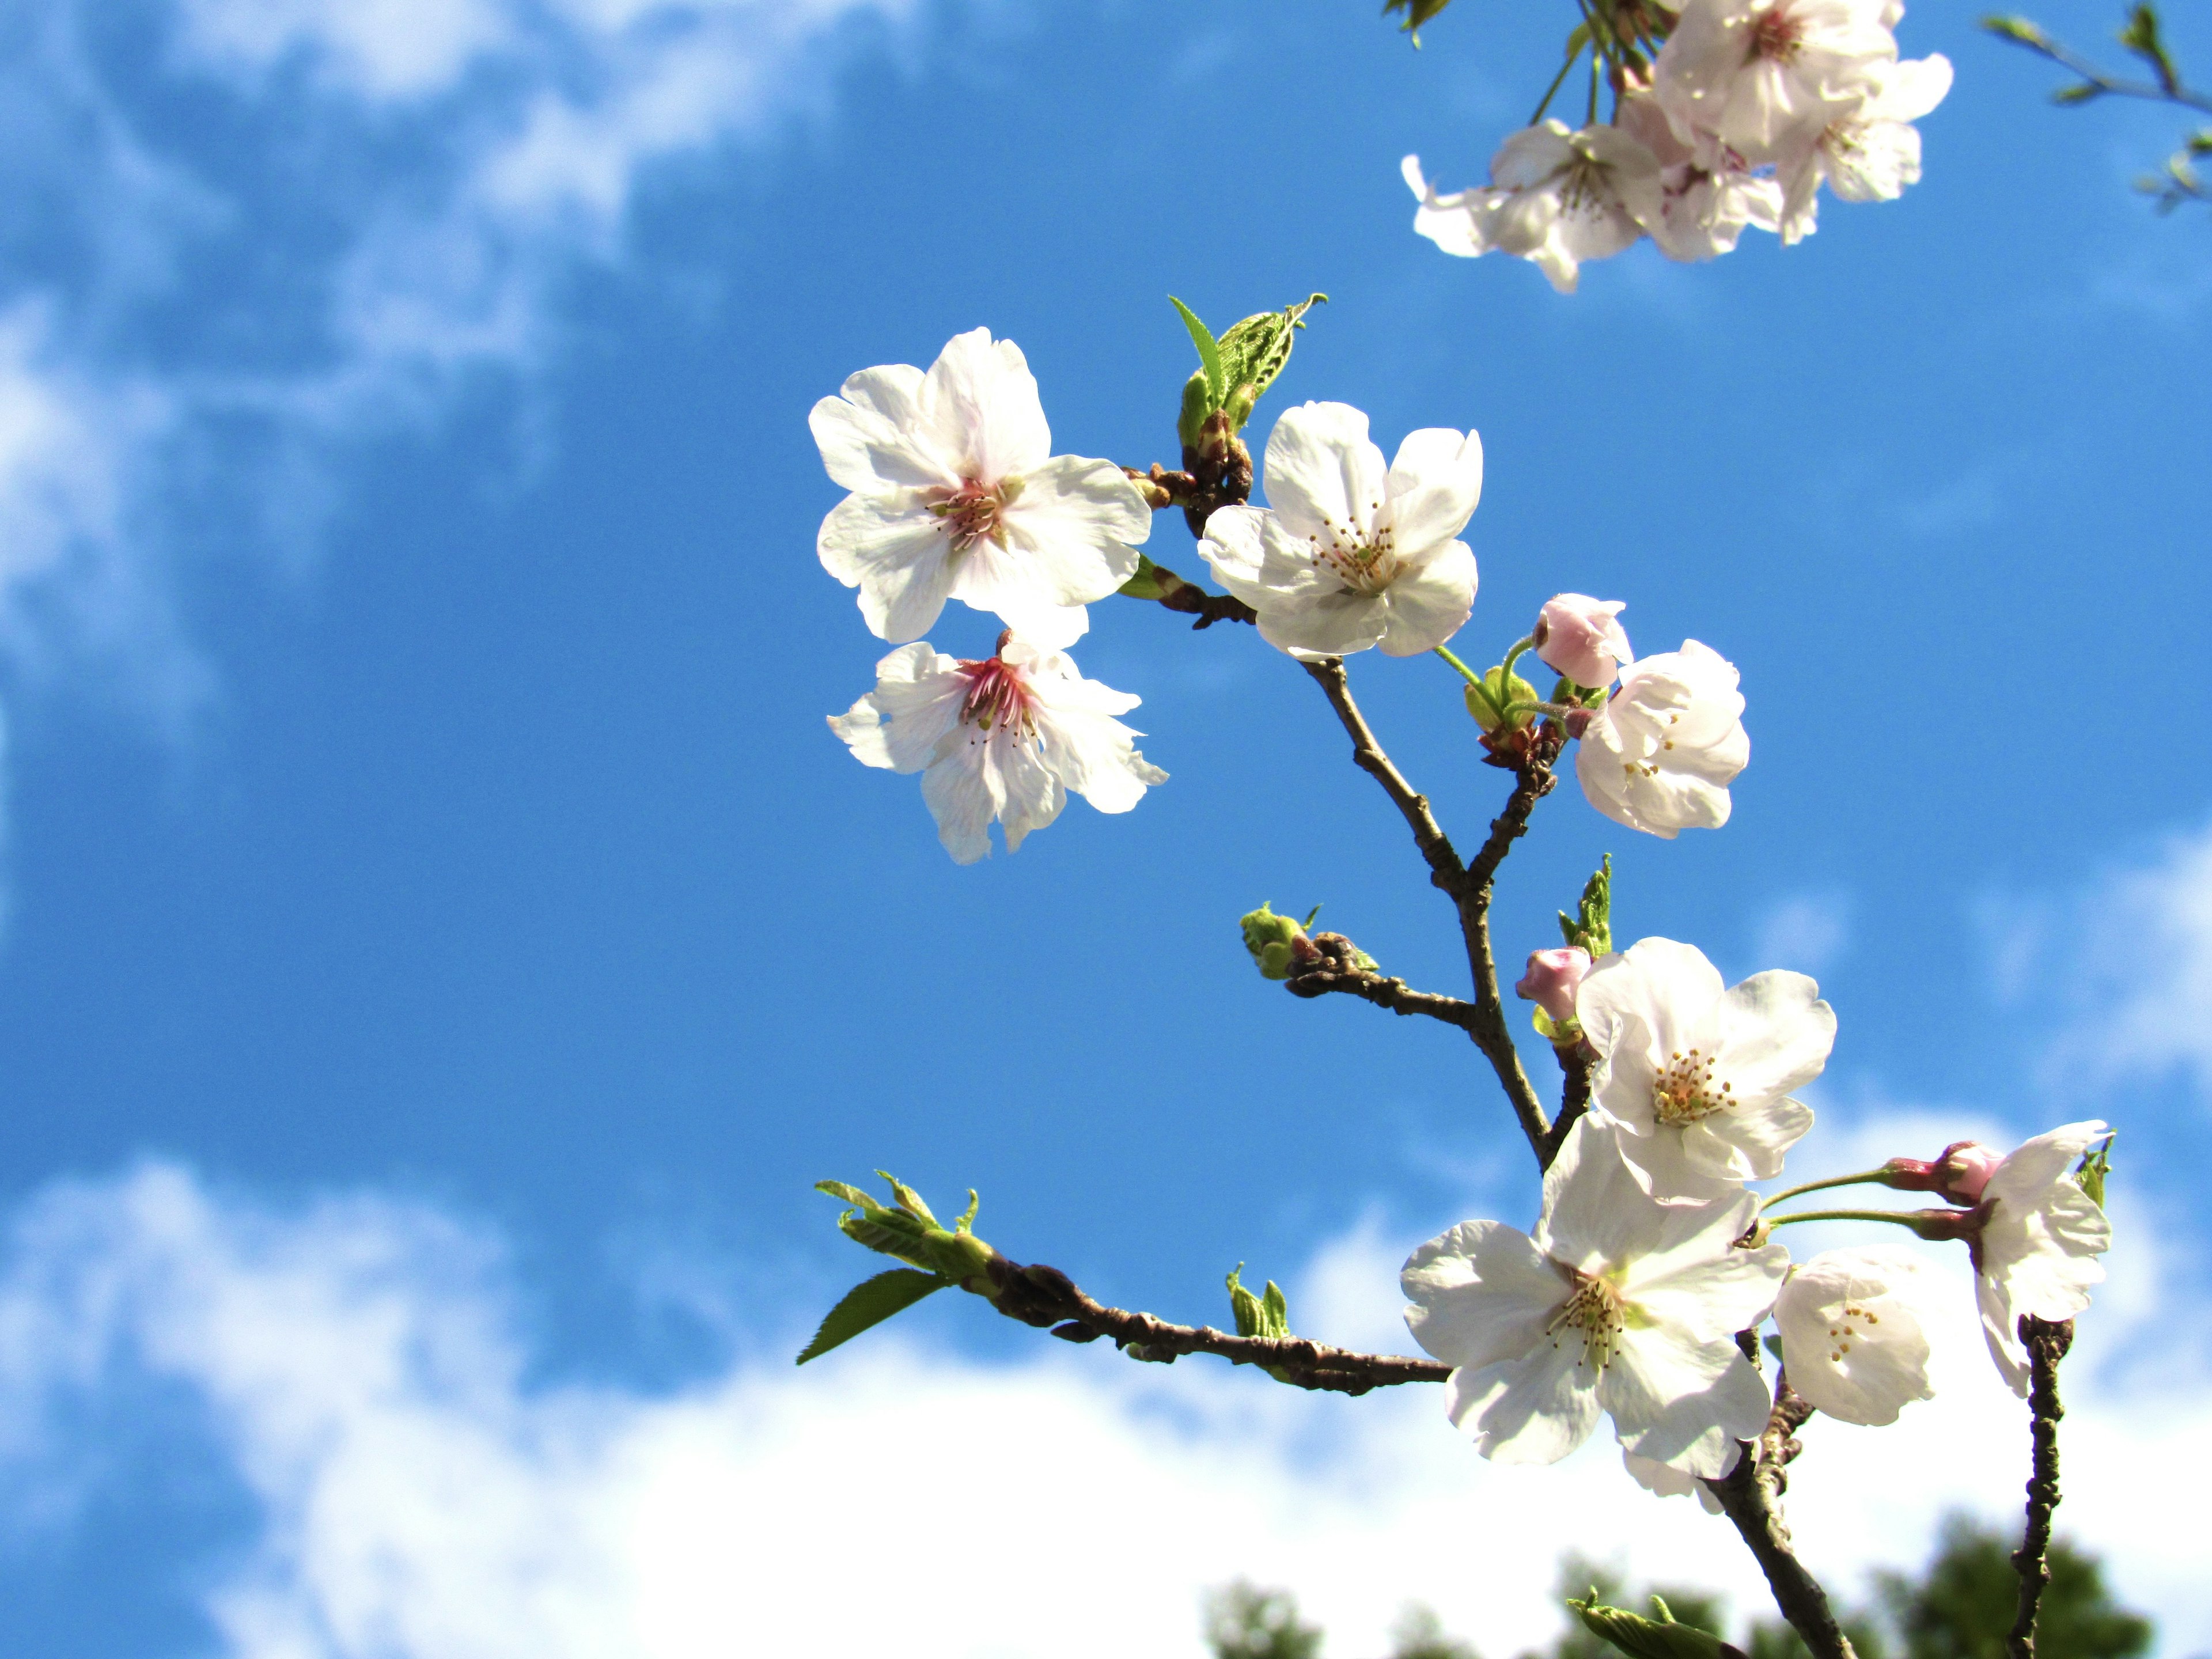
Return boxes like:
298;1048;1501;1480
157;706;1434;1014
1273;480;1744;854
1241;902;1320;980
1464;665;1540;733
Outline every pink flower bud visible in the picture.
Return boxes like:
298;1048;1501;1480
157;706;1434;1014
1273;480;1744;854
1934;1141;2004;1206
1516;946;1591;1027
1533;594;1633;690
1880;1141;2004;1207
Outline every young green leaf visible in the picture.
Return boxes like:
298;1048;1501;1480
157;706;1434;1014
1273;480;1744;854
1216;293;1326;430
796;1268;949;1364
1169;296;1226;410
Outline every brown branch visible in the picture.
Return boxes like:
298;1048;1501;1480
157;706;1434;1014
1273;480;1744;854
1541;1043;1594;1166
982;1257;1450;1396
1705;1372;1857;1659
1283;960;1484;1035
1299;657;1464;889
2008;1316;2075;1659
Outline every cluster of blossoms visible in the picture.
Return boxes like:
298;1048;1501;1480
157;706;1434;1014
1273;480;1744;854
813;328;1169;863
1406;931;2112;1489
1402;0;1953;291
816;329;1757;854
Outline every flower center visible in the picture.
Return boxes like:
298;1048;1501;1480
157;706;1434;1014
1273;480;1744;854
1824;1299;1880;1364
1652;1047;1733;1124
926;474;1022;553
1547;1270;1627;1372
956;648;1034;736
1747;6;1803;63
1306;513;1400;595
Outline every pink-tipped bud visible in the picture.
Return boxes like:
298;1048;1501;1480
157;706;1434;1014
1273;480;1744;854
1880;1141;2004;1207
1516;946;1591;1028
1533;594;1633;691
1562;707;1594;740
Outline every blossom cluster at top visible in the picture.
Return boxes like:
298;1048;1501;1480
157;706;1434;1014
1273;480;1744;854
1403;0;1953;291
810;325;1759;857
1404;931;2112;1493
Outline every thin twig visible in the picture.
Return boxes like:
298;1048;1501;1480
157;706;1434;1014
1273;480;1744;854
2007;1316;2075;1659
1283;961;1486;1033
983;1257;1450;1395
1299;658;1464;887
1541;1043;1594;1165
1704;1373;1857;1659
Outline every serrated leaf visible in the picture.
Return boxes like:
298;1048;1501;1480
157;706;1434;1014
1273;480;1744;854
1216;294;1326;429
1169;297;1225;410
797;1268;949;1363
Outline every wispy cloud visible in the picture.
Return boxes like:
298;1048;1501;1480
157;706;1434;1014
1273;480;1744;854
0;0;922;719
2;1157;2206;1659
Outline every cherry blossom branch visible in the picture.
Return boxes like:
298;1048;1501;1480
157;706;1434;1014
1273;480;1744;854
1282;956;1486;1034
1137;558;1259;630
1703;1374;1858;1659
2007;1315;2075;1659
984;1257;1451;1395
1298;656;1557;1160
1541;1044;1593;1166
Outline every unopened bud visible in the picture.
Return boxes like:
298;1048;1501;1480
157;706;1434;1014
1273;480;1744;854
1240;902;1315;981
1881;1141;2003;1206
1465;665;1540;733
1533;594;1633;691
1517;946;1591;1029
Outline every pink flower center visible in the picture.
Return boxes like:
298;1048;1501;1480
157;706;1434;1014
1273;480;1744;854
925;475;1020;553
1748;6;1803;63
957;645;1035;735
1652;1047;1733;1124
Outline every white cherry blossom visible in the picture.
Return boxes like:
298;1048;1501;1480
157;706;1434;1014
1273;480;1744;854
1617;95;1785;263
1578;937;1835;1201
1403;122;1664;293
1624;1448;1726;1512
1654;0;1900;165
1775;1246;1935;1425
1199;401;1482;660
1971;1120;2112;1395
1777;53;1953;245
1574;640;1749;838
811;328;1152;649
1402;1118;1787;1476
828;634;1165;865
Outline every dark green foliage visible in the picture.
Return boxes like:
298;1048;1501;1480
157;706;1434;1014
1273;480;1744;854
1875;1517;2152;1659
1207;1582;1324;1659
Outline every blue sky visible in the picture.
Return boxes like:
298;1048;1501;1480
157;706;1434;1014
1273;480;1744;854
1;1;2209;1655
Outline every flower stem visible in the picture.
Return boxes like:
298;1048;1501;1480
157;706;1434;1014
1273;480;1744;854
1433;645;1484;689
1498;633;1536;685
1762;1207;1930;1232
1759;1169;1894;1210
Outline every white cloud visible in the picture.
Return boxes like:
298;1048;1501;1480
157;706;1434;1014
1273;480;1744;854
2;1157;2206;1659
0;0;921;722
2024;817;2212;1104
1749;891;1852;979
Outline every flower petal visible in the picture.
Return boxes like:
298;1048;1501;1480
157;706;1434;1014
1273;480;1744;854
816;494;957;643
1448;1338;1603;1465
1260;402;1389;539
1384;427;1484;553
1376;540;1478;656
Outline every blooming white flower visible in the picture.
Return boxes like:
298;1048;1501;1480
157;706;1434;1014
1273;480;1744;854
1403;122;1664;293
1970;1120;2111;1395
828;634;1165;865
1535;593;1635;690
1574;640;1749;838
1616;95;1785;263
1402;1118;1787;1476
1777;53;1953;245
1775;1246;1935;1425
1653;0;1900;165
1624;1448;1726;1511
811;328;1152;649
1577;937;1835;1201
1199;402;1482;660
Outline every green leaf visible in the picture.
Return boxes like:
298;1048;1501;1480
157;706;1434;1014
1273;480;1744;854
1169;296;1225;411
2118;2;2179;93
796;1268;948;1364
1567;1593;1736;1659
1978;14;2050;47
1557;854;1613;957
2052;81;2105;104
1216;293;1327;430
1119;552;1169;600
1383;0;1455;44
2074;1133;2114;1210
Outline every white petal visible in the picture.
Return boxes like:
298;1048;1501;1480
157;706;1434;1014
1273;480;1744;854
1535;1118;1671;1273
1376;541;1479;656
809;365;952;494
922;328;1052;481
1196;503;1270;600
827;642;965;774
1449;1339;1604;1465
1403;1219;1568;1373
918;725;1005;865
1715;972;1838;1105
1775;1247;1936;1426
1601;1321;1771;1474
816;494;957;643
1624;1448;1728;1512
1260;402;1389;539
1256;589;1391;660
1383;427;1484;553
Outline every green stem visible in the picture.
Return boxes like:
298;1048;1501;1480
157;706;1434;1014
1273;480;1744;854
1763;1207;1931;1232
1498;634;1536;684
1433;645;1485;689
1759;1169;1894;1211
1529;49;1579;127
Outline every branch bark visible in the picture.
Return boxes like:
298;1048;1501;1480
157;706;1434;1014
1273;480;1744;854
1283;960;1486;1035
1705;1373;1857;1659
982;1257;1450;1395
2007;1315;2075;1659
